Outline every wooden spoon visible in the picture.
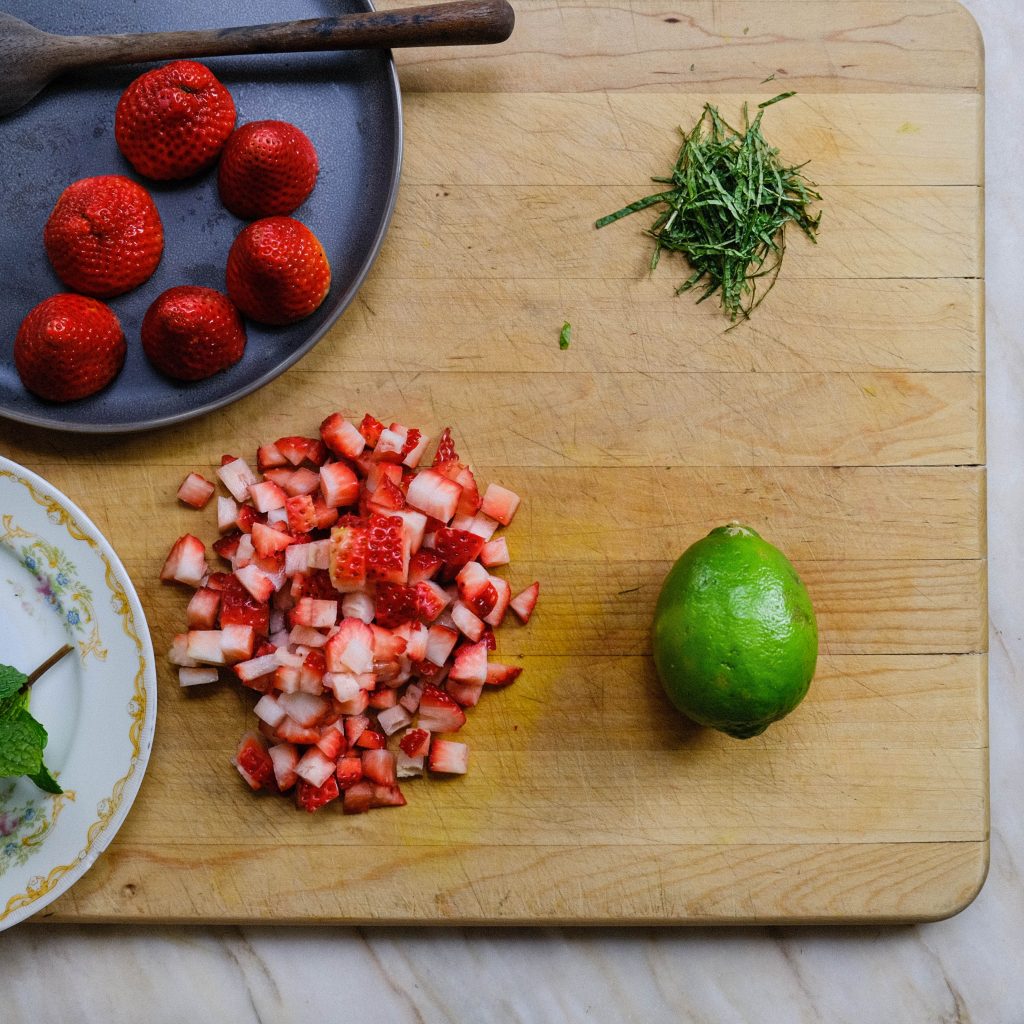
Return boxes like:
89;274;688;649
0;0;515;118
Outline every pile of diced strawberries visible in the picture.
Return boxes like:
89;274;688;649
161;413;538;813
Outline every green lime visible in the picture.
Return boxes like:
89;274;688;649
652;523;818;739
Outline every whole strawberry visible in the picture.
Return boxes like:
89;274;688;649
226;216;331;325
15;294;125;402
218;120;319;220
115;60;236;180
43;175;164;298
142;286;246;381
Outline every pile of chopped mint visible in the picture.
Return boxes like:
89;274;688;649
595;94;821;321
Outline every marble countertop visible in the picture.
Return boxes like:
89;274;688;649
4;1;1019;1020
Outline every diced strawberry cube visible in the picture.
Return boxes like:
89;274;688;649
320;462;360;508
481;483;521;526
249;480;287;513
168;633;198;667
402;429;430;468
186;587;220;629
366;513;409;584
233;653;280;683
274;716;322;745
417;685;466;733
446;678;484;707
485;662;522;686
186;630;226;665
451;601;486;642
316;722;348;759
295;747;337;788
456;560;497;616
234;731;273;790
257;442;288;471
217;496;239;533
263;467;294;490
254;693;287;728
220;624;255;662
356;727;386;749
368;684;399;709
369;475;405;512
365;461;403;494
403;622;429;662
179;666;219;686
449;640;488;685
336;754;364;790
328;521;368;591
251;522;295;559
362;748;397;785
344;713;370;747
358;414;385;446
425;624;459;667
374;582;419;628
408;550;443;584
312;496;339;530
177;472;215;509
397;751;424;778
291;597;338;629
296;775;340;812
373;426;408;462
276;436;327;467
428;738;469;775
432;527;485;569
399;728;431;758
341;591;375;623
219;590;270;634
510;581;540;624
377;703;413;736
399;683;424;714
160;534;209;588
235;564;275;603
268;742;299;790
406;468;462;523
325;618;375;674
483;576;512;627
217;457;258;502
480;537;510;567
283;467;321;497
320;413;367;459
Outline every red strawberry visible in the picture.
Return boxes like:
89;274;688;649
335;754;363;790
433;527;486;569
141;286;246;381
510;581;540;624
115;60;236;180
374;582;419;628
226;216;331;325
428;738;468;775
296;775;340;813
417;685;466;733
218;120;319;219
433;427;459;465
366;513;409;584
44;175;164;298
14;295;125;402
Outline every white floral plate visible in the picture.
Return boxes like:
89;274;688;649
0;456;156;930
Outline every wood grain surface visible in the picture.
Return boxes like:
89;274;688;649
3;0;985;924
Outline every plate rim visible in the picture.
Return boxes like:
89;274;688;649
0;455;158;929
0;1;403;436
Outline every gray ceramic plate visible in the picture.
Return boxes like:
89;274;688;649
0;0;401;433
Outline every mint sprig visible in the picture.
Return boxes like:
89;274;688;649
0;645;73;794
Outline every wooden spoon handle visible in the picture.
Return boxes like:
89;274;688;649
73;0;514;66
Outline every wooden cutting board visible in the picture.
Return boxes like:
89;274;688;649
6;0;985;924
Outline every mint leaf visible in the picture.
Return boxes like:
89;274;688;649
0;663;27;701
0;710;46;778
558;321;571;350
28;763;62;794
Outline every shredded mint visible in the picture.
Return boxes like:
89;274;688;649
595;95;821;322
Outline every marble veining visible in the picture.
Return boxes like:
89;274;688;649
2;0;1021;1020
